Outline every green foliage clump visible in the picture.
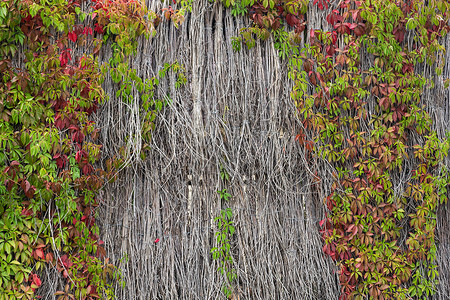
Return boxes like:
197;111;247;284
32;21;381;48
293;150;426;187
0;0;185;298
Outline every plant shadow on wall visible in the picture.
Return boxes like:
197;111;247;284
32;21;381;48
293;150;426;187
217;0;450;299
0;0;185;299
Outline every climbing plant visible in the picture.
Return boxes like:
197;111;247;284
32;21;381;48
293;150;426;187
0;0;184;299
299;1;450;298
217;0;450;299
0;1;117;298
211;165;237;298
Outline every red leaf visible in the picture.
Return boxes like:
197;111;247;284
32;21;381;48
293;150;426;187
59;55;67;67
82;27;93;35
75;150;84;163
303;59;313;72
46;252;54;262
154;238;160;243
30;274;41;289
94;23;104;34
331;31;338;45
59;49;72;67
309;71;318;86
21;208;33;216
272;19;281;30
314;0;329;10
54;154;67;169
25;186;35;199
55;113;68;129
21;180;30;193
295;22;306;34
286;14;298;27
296;133;305;145
379;97;390;110
254;14;263;28
34;249;44;260
60;255;73;268
82;164;93;175
352;9;360;21
402;63;413;74
305;141;314;152
326;10;342;26
68;31;77;42
334;22;351;35
5;179;14;191
326;45;336;56
164;10;172;20
72;131;85;143
353;23;366;36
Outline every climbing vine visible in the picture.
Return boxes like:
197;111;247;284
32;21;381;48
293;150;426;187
300;1;450;298
218;0;450;299
0;1;117;298
211;165;237;298
0;0;184;299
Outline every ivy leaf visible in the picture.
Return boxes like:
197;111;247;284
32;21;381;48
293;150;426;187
314;0;329;10
5;179;14;191
20;180;30;194
286;14;298;27
68;31;77;43
334;22;351;35
353;23;366;36
25;186;36;199
326;10;342;26
319;219;326;227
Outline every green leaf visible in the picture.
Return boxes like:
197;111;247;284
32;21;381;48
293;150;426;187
406;18;417;30
226;209;232;220
229;225;235;235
